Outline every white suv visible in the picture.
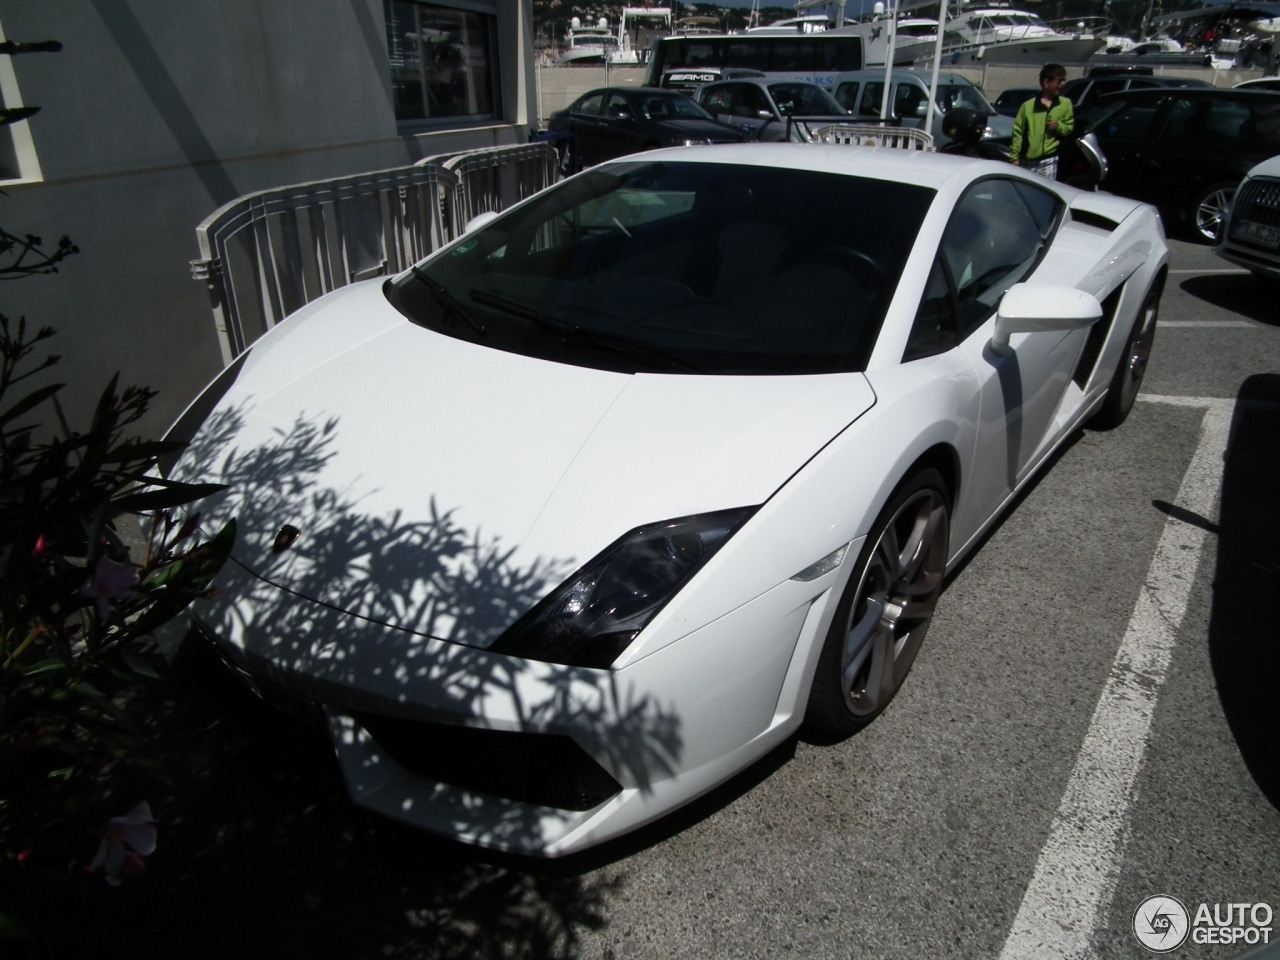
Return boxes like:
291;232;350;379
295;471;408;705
1215;155;1280;281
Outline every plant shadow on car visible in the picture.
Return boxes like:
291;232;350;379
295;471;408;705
170;400;688;839
496;737;801;878
1177;274;1278;327
1206;373;1280;812
25;400;702;959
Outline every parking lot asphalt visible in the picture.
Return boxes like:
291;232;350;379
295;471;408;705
91;236;1279;960
549;238;1280;960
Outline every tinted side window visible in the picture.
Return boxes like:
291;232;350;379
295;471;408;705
574;92;606;117
736;84;768;118
893;82;925;119
1252;100;1280;143
1061;80;1088;102
1091;79;1127;97
859;81;885;115
768;83;808;115
1083;98;1160;141
699;86;735;115
604;93;633;120
940;178;1060;335
905;256;958;361
1162;96;1250;140
1011;180;1063;238
834;81;860;112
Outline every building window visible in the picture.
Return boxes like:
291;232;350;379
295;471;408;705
385;0;499;125
0;21;44;183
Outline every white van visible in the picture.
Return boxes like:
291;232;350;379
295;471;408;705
832;69;1013;147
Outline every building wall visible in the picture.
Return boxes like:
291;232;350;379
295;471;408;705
0;0;537;432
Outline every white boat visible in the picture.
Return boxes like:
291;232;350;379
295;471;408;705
896;8;1106;66
857;14;941;66
745;14;837;34
673;15;723;37
607;6;673;66
739;2;939;67
557;17;619;66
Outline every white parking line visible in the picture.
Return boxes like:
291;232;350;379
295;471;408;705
1159;320;1255;328
998;395;1232;960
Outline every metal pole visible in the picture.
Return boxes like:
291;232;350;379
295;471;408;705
879;2;897;120
925;0;950;140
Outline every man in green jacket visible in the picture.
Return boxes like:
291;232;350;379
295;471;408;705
1010;63;1074;180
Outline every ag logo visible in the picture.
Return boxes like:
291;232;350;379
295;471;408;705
1133;895;1190;952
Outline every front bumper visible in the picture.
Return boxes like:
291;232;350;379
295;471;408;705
186;553;851;856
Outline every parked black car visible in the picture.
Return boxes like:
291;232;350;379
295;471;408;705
990;87;1038;117
1078;87;1280;241
1062;74;1212;108
547;87;742;168
1234;77;1280;92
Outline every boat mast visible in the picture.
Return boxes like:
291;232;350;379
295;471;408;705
1138;0;1156;39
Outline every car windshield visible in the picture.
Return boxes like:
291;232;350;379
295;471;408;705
766;83;847;116
937;83;995;113
388;160;935;375
642;93;715;120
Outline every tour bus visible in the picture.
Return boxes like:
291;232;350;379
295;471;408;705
644;32;864;93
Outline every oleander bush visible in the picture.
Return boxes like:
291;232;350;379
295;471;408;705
0;248;234;946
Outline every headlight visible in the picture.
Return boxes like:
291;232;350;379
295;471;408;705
491;507;754;669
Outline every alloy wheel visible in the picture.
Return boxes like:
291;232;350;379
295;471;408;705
1194;185;1235;243
840;487;949;718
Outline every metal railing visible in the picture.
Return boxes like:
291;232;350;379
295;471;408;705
436;142;559;225
808;123;935;151
192;142;559;365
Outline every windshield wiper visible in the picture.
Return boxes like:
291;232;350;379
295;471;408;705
410;265;486;337
560;327;704;373
469;290;702;372
469;289;565;335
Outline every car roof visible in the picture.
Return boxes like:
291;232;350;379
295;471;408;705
700;77;825;89
597;141;1019;190
833;69;974;85
1086;86;1276;101
1066;76;1211;90
582;86;683;97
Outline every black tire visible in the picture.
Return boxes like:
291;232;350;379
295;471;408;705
1092;277;1163;430
1188;180;1236;244
805;469;950;737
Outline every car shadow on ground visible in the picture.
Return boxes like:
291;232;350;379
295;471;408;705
1206;373;1280;812
1178;274;1278;327
9;647;613;960
13;639;801;960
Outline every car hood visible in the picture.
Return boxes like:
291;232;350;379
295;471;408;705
175;280;876;649
655;117;743;141
983;112;1014;139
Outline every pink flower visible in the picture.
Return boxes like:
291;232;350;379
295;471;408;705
88;802;157;886
32;535;47;560
80;556;140;618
